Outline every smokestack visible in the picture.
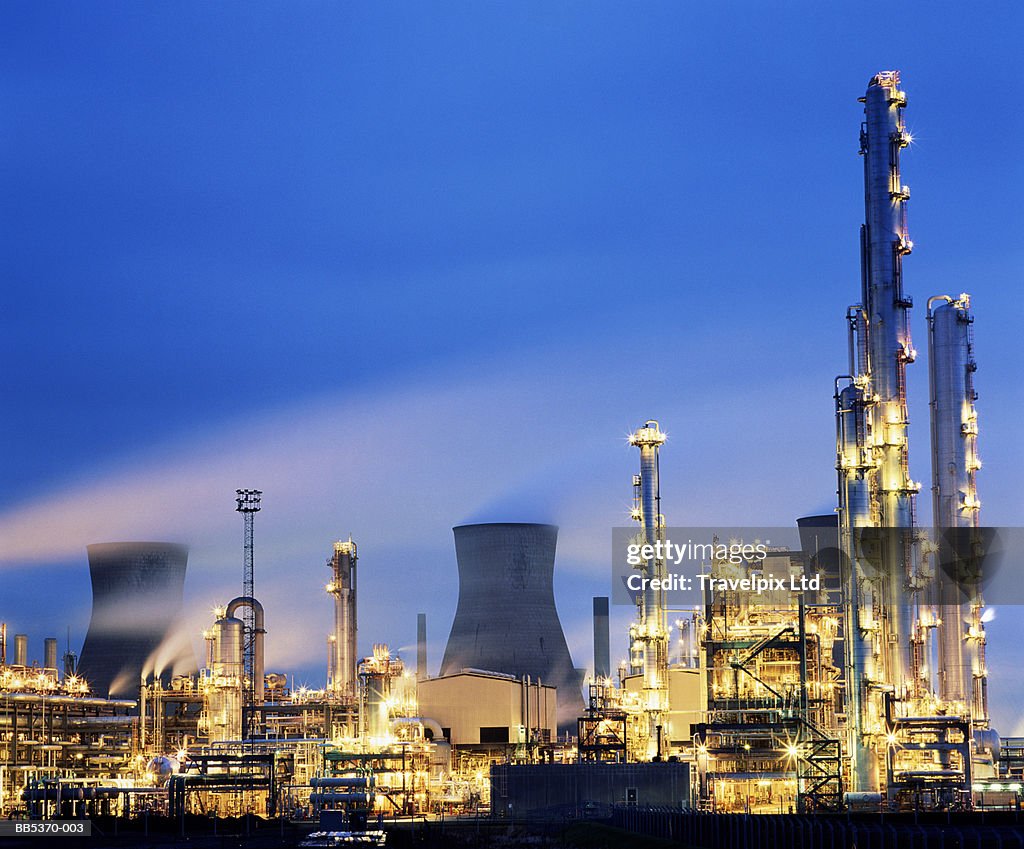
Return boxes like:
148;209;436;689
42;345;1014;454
44;638;58;672
417;613;427;682
14;634;28;667
593;597;610;679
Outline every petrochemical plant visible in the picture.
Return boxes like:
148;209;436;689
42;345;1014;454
1;72;1020;831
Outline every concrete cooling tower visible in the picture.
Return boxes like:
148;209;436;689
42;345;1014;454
441;523;585;730
76;542;197;698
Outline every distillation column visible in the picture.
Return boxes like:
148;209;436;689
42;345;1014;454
928;294;986;725
837;71;921;793
629;420;669;758
326;538;358;699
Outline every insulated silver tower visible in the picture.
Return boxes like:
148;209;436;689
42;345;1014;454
326;537;358;699
629;420;669;759
927;294;987;724
836;71;921;793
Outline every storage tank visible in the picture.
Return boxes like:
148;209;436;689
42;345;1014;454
440;523;585;730
76;542;197;697
205;614;244;743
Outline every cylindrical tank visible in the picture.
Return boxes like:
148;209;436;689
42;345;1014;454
207;615;244;743
44;638;58;671
14;634;28;667
76;542;197;697
440;523;585;730
213;616;244;674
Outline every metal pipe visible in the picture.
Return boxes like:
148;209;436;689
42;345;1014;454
226;596;265;703
390;716;445;741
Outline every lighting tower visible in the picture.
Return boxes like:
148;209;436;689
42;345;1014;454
235;488;262;736
629;420;669;759
326;537;358;700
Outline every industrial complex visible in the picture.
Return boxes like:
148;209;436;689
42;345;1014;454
1;71;1020;842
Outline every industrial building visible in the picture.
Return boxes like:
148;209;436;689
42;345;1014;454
0;70;1015;829
417;669;557;748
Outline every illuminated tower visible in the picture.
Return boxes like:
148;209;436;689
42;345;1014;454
629;420;669;758
928;294;987;725
326;537;358;699
836;71;920;793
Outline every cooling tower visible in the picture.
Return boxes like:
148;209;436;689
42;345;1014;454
441;523;585;730
76;542;197;698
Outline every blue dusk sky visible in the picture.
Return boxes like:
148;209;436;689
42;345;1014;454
1;4;1022;728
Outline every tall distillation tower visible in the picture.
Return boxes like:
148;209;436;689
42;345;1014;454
629;420;670;758
235;489;262;736
326;537;358;700
927;294;987;727
835;71;920;792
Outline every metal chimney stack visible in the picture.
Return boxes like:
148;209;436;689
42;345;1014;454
417;613;428;682
326;537;358;699
593;597;610;680
44;638;58;672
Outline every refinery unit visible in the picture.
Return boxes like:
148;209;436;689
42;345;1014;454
1;71;1020;828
